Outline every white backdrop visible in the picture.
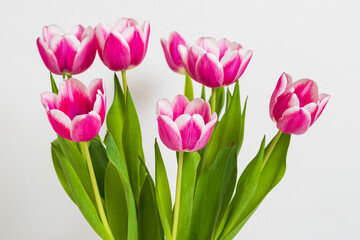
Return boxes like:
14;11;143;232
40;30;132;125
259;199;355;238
0;0;359;239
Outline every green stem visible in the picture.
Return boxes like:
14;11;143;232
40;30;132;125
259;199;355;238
121;70;127;101
211;88;216;113
261;130;282;170
184;72;194;101
81;142;114;240
172;151;184;240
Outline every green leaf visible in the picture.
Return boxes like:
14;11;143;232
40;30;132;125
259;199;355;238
218;137;265;239
57;136;95;204
51;139;74;202
220;133;291;240
176;152;200;240
105;162;128;240
201;85;206;101
215;87;225;116
104;133;138;240
122;87;146;203
201;82;242;172
225;88;232;110
89;138;109;198
52;143;112;240
106;73;126;159
189;145;237;240
139;175;163;240
50;72;58;94
184;72;194;101
154;140;172;240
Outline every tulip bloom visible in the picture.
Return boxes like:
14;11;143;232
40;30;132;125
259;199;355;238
179;37;252;88
157;95;217;152
95;18;150;71
161;31;187;74
41;78;106;142
37;25;97;75
269;73;330;135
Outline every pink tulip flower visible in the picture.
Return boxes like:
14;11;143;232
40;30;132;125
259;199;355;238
41;78;106;142
269;73;330;135
95;18;150;71
178;37;252;88
156;95;217;152
37;25;97;75
161;31;187;74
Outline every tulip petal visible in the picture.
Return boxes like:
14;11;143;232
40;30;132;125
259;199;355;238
71;111;102;142
171;95;190;120
47;109;72;140
273;93;300;121
122;26;145;66
184;98;211;123
58;78;93;120
186;114;205;151
88;78;105;103
195;53;224;88
161;38;179;72
43;25;65;45
157;115;182;151
196;37;220;59
315;94;330;122
235;49;253;80
156;98;173;119
36;38;62;75
141;21;150;54
277;107;311;135
113;18;138;33
70;25;85;41
93;93;106;124
304;102;318;125
269;73;293;120
103;32;131;71
169;31;186;67
182;46;205;80
290;79;319;107
95;23;112;61
193;113;217;151
41;92;58;110
63;35;80;73
72;28;96;74
218;38;242;59
221;51;241;86
175;114;192;150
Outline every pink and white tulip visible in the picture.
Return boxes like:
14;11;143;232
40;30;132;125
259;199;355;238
156;95;217;152
95;18;150;71
269;73;330;135
41;78;106;142
161;31;187;74
179;37;252;88
37;25;97;75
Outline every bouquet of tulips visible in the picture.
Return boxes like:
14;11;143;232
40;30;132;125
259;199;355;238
38;18;330;240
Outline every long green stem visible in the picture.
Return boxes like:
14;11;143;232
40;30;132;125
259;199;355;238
121;70;127;101
184;72;194;101
261;130;282;170
211;88;216;113
81;142;114;240
172;151;184;240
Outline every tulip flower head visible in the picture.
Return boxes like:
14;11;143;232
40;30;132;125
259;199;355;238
178;37;252;88
41;78;106;142
161;31;187;74
95;18;150;71
37;25;97;75
269;73;330;135
156;95;217;152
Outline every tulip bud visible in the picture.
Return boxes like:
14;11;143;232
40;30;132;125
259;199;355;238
41;78;106;142
269;73;330;135
37;25;97;75
161;31;187;74
156;95;217;152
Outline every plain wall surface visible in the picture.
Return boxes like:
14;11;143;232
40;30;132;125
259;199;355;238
0;0;359;239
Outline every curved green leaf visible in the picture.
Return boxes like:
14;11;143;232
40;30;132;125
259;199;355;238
50;72;58;94
184;72;194;101
154;140;172;240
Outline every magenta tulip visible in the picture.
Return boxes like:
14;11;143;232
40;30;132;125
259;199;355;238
269;73;330;135
161;31;187;74
95;18;150;71
156;95;217;152
178;37;252;88
41;78;106;142
37;25;97;75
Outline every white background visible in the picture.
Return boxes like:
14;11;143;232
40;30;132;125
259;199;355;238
0;0;359;239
